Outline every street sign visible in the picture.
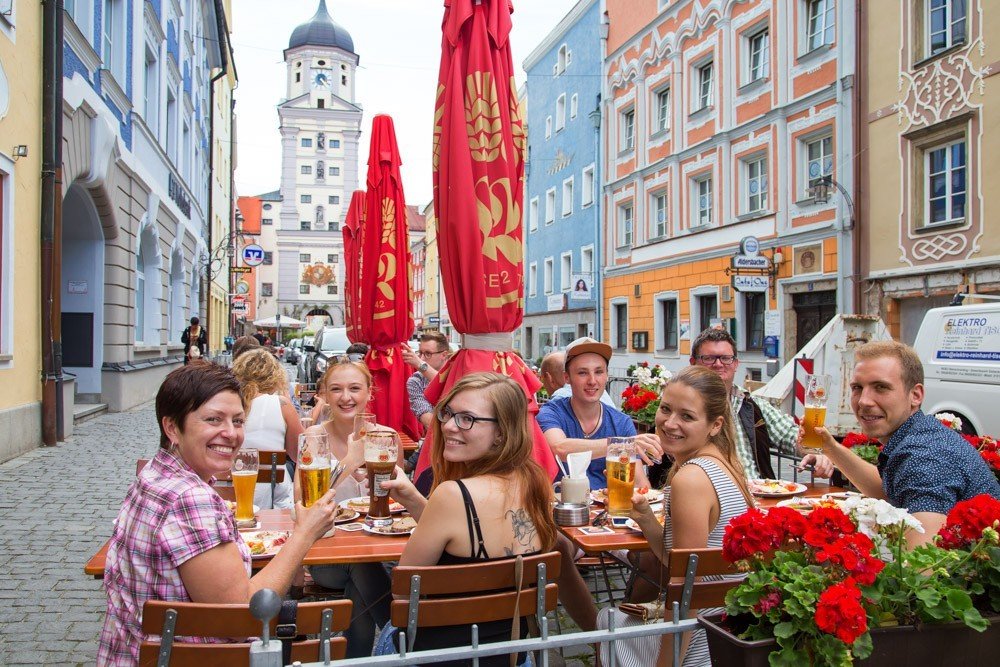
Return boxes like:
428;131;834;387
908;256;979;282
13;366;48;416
731;255;771;270
231;266;252;274
428;316;440;324
732;274;770;292
241;244;265;267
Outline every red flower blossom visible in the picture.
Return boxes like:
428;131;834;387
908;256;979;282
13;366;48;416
764;506;808;541
803;506;856;548
815;579;868;644
937;494;1000;549
814;532;885;585
753;588;782;615
842;432;881;449
722;509;782;562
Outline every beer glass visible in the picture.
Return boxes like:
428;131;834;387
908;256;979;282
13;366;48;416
231;448;259;524
364;431;398;528
605;437;638;517
298;432;331;508
801;374;831;452
354;412;377;441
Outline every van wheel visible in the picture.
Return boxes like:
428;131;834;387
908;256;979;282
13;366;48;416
935;412;977;437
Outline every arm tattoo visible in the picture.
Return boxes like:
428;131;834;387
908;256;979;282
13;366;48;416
504;508;537;555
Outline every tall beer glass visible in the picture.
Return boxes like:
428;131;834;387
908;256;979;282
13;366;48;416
801;374;831;452
298;432;331;507
232;448;259;524
364;431;398;528
354;412;377;441
606;437;637;517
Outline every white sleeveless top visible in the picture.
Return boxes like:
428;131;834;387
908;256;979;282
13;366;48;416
243;394;294;509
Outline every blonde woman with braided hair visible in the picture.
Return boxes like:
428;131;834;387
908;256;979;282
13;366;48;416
231;348;304;508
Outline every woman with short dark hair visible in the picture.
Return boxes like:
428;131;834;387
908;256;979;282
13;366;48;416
181;316;208;364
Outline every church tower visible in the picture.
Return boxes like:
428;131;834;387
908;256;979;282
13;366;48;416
275;0;361;327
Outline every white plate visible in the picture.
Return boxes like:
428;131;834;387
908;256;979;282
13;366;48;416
590;489;664;505
242;530;289;559
749;479;808;498
334;509;361;524
361;519;416;537
225;501;261;515
775;497;844;513
821;491;863;502
339;496;406;514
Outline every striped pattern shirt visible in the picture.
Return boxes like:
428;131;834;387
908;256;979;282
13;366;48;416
98;448;251;665
731;390;799;479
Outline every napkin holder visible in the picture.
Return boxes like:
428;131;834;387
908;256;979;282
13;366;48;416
553;502;590;527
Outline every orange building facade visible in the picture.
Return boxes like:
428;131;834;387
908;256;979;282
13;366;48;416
600;0;857;380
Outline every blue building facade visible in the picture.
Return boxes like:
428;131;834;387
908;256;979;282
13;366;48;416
522;0;602;363
60;1;226;410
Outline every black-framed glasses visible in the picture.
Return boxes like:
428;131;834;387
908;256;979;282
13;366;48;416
417;349;447;359
437;405;498;431
696;354;737;366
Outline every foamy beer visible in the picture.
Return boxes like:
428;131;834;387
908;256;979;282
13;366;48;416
231;448;259;524
298;433;331;508
606;437;638;517
364;431;398;528
801;374;831;452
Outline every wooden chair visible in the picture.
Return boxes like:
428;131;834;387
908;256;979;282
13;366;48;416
138;598;352;666
257;450;287;509
390;552;561;655
665;547;742;617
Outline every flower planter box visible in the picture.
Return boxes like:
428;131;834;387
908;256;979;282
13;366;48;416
631;418;655;434
698;611;1000;666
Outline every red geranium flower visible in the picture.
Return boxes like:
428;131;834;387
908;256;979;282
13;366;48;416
723;509;781;562
753;588;782;615
937;494;1000;549
803;506;856;547
764;506;808;541
815;579;868;644
815;532;885;585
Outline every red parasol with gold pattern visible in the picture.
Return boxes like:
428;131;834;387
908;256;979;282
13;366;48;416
342;190;366;344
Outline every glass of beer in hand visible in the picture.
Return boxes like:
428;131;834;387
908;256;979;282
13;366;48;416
364;431;398;528
298;433;332;508
231;448;259;525
801;374;831;452
606;437;638;517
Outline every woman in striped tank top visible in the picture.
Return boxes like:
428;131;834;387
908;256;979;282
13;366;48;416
598;366;754;666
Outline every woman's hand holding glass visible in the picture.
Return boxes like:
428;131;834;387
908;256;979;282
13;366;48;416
633;433;665;465
378;466;427;521
293;488;339;542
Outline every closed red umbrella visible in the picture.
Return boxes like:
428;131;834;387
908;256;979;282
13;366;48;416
415;0;557;482
361;115;420;440
342;190;366;344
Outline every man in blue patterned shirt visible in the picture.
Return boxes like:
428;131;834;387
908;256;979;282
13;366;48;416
816;340;1000;547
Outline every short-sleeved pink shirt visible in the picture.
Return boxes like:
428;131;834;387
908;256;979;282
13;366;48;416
98;447;251;665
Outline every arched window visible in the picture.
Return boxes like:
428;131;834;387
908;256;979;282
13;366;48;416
135;227;161;344
169;249;185;337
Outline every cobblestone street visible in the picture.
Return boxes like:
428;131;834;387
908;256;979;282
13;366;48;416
0;404;159;665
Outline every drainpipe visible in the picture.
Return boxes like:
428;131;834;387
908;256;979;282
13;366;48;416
41;1;64;445
595;3;609;342
853;0;866;314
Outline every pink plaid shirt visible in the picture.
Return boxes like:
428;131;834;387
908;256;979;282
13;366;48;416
98;447;251;665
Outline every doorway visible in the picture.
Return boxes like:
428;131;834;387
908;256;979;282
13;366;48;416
793;290;836;352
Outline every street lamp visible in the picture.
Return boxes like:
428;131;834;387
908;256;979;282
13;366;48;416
810;175;855;228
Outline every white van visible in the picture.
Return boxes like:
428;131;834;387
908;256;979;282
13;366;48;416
912;301;1000;436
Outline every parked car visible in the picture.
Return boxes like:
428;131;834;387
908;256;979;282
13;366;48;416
296;336;315;384
285;338;303;365
300;328;351;385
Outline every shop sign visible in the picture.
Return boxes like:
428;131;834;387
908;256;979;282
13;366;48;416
732;274;769;292
740;235;761;256
231;296;248;314
241;244;265;267
547;294;565;312
731;255;770;270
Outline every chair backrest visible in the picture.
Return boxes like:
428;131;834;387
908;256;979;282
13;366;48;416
665;548;741;613
138;598;351;666
389;551;561;651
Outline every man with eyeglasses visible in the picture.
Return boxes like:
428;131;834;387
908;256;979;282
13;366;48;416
689;328;834;479
402;331;452;430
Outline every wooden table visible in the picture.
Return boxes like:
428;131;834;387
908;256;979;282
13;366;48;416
84;509;410;579
559;482;846;556
399;433;419;454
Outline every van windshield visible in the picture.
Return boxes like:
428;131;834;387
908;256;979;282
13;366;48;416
320;330;351;353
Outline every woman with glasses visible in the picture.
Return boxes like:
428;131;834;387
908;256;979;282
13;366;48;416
375;372;557;665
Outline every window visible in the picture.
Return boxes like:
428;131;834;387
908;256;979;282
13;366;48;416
659;299;679;351
331;140;340;149
581;166;595;207
328;253;339;263
295;72;301;83
556;94;566;131
300;284;310;294
317;99;325;109
301;165;312;174
327;285;338;295
618;205;633;247
654;88;670;133
301;137;313;148
262;218;273;226
698;294;718;332
528;262;537;296
747;29;770;83
581;246;594;276
925;139;966;226
557;44;570;74
263;203;272;210
927;0;967;57
529;197;539;232
694;176;713;226
696;62;714;110
806;0;835;51
560;253;572;291
545;189;556;224
102;0;125;81
545;116;552;139
614;303;628;350
262;283;273;297
328;195;340;205
329;166;340;176
136;247;146;343
745;293;766;349
300;253;311;263
622;109;635;151
165;87;178;162
135;230;159;345
562;178;574;217
570;94;578;120
263;251;273;265
144;46;159;136
806;135;833;195
300;194;312;203
301;220;311;230
652;193;668;238
543;257;554;294
746;156;768;213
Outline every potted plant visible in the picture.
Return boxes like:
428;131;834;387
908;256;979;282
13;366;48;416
621;363;671;432
699;494;1000;665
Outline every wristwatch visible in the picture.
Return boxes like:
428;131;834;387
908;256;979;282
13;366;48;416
418;361;429;373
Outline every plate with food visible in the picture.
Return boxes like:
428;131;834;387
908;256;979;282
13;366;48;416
361;516;417;536
225;501;261;515
340;496;406;514
591;487;664;505
749;479;808;498
333;507;361;524
821;491;863;502
775;497;843;513
242;530;289;560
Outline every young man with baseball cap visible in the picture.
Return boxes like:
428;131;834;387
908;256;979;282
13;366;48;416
538;337;664;489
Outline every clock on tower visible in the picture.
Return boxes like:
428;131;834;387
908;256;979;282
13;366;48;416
311;68;331;89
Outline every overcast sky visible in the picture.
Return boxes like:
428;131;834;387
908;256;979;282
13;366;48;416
232;0;580;207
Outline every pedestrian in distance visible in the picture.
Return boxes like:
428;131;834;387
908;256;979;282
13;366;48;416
181;317;208;365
